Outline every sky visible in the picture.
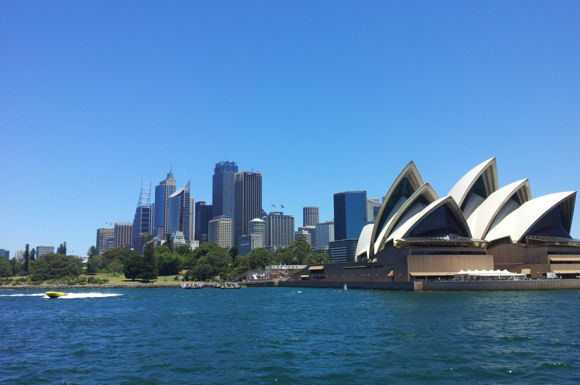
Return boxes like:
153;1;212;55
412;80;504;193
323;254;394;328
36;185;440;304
1;0;579;256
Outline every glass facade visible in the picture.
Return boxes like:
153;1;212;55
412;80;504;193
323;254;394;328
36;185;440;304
212;161;238;220
195;201;212;243
334;191;367;240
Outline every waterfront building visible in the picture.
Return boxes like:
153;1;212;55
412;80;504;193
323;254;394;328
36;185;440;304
234;171;262;245
132;181;152;254
239;234;263;256
37;246;55;258
315;221;335;251
208;216;233;249
96;228;114;254
297;225;316;248
352;158;579;282
168;182;194;241
195;201;212;243
366;198;381;223
334;191;367;240
154;169;177;239
249;218;266;249
0;249;9;259
114;223;133;248
212;161;238;221
265;212;295;249
303;206;319;227
329;239;358;263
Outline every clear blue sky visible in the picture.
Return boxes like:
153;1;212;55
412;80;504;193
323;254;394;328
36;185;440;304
1;1;579;256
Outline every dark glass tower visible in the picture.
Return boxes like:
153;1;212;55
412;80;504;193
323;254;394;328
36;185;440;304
195;201;212;243
212;161;238;220
234;171;262;245
154;170;176;238
333;191;367;240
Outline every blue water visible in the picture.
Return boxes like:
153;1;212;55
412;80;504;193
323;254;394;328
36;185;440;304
1;288;579;384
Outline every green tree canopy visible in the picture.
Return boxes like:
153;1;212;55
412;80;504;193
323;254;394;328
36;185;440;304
124;255;143;281
30;253;82;282
275;239;329;265
0;257;11;277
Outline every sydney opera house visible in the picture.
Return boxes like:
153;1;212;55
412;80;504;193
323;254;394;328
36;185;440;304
290;158;580;285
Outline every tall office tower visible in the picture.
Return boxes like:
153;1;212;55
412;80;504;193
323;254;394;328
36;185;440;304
132;181;152;252
249;218;266;248
265;212;295;250
195;201;213;243
0;249;9;258
298;225;316;248
96;228;114;254
15;250;25;262
234;171;262;245
212;161;238;220
168;181;194;242
315;221;335;250
114;222;133;248
366;198;381;223
154;169;177;239
37;246;55;258
334;191;367;240
303;206;319;227
208;216;233;249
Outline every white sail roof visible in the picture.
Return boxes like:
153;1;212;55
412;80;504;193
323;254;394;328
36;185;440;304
387;196;471;243
373;183;438;254
467;179;531;240
355;224;375;262
485;191;576;243
370;161;424;252
448;158;498;217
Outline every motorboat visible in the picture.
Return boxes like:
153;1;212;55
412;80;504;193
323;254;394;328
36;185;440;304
45;291;67;299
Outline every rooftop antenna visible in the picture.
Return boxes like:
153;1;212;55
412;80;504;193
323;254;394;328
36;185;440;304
138;180;152;207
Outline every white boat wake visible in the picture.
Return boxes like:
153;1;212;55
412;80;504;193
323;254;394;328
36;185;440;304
0;293;123;298
57;293;123;299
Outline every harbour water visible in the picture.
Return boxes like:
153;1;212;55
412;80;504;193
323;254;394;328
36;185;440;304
1;288;579;384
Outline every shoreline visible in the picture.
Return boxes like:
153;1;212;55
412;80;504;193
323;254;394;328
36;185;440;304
0;284;181;290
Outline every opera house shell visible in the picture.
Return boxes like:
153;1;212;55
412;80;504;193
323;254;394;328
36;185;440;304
353;158;579;281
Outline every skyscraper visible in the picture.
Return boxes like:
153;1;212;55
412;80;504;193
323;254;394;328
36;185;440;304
37;246;55;258
212;161;238;220
132;181;152;252
366;198;381;223
265;212;295;249
154;169;176;239
315;221;334;250
249;218;266;248
234;171;262;245
168;181;194;242
96;228;114;254
208;216;233;249
298;225;316;248
114;223;133;248
0;249;9;259
334;191;367;240
195;201;212;243
303;206;319;227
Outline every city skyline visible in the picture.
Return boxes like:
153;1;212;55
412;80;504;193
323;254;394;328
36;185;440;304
1;1;580;256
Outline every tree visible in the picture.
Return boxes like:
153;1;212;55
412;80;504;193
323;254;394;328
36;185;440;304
274;239;328;265
109;259;123;276
86;254;102;274
139;242;158;281
57;242;67;255
87;246;99;257
30;248;36;260
246;248;275;269
124;255;143;281
30;253;82;282
10;259;24;276
24;244;30;276
0;257;11;277
101;247;140;271
156;251;182;276
229;246;239;259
